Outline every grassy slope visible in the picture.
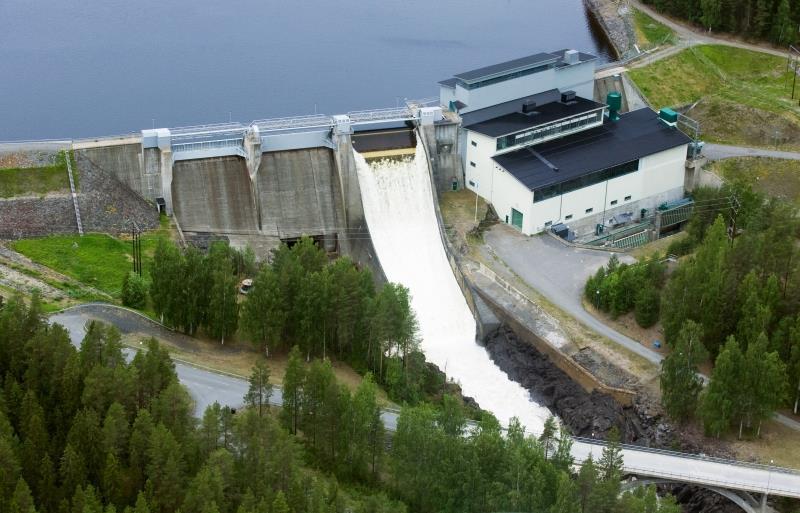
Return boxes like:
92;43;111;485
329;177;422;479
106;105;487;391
10;216;169;298
712;157;800;205
0;151;76;198
633;9;675;48
628;45;800;149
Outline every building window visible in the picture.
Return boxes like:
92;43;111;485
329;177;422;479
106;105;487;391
471;140;477;147
585;208;593;214
497;109;604;151
468;180;476;187
610;200;618;206
625;195;632;201
565;214;573;220
533;159;640;203
470;161;476;167
544;221;553;228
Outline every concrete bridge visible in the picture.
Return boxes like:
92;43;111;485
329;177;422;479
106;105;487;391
573;437;800;512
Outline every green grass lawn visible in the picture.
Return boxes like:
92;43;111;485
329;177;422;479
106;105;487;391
628;45;800;149
0;151;76;198
711;157;800;205
633;9;675;48
10;218;170;299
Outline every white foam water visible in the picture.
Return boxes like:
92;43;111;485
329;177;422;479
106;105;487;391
355;145;552;433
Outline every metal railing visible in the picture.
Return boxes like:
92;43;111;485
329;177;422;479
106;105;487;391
171;137;244;154
252;114;333;133
348;107;415;124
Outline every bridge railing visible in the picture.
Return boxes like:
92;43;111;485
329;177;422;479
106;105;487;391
347;107;415;124
172;137;244;154
573;436;800;476
252;114;333;133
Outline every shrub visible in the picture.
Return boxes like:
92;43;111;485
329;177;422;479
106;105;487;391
665;236;695;257
121;272;148;309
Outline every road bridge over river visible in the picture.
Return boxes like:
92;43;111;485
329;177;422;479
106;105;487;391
50;303;800;511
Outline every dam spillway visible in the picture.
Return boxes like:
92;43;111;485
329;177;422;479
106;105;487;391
354;146;552;432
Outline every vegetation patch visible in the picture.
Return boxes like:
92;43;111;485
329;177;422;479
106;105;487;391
628;45;800;149
711;157;800;205
11;233;141;298
633;8;675;48
0;150;75;198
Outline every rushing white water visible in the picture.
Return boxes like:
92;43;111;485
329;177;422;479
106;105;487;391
355;145;552;433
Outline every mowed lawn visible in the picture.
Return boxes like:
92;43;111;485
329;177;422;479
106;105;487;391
633;9;674;48
712;157;800;206
10;230;164;298
628;45;800;149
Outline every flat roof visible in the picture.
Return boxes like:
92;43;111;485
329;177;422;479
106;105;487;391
464;96;606;138
492;108;692;191
445;49;598;85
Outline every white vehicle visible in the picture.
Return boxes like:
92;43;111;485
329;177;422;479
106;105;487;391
239;279;253;295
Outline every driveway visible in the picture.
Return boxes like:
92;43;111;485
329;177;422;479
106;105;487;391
484;226;662;364
703;144;800;162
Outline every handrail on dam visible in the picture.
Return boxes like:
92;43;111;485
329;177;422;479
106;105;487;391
347;107;415;124
252;114;334;132
172;138;245;153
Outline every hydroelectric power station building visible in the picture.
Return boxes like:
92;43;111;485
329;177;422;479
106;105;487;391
440;49;692;235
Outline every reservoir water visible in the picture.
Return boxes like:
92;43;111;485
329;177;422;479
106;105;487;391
356;147;553;433
0;0;612;140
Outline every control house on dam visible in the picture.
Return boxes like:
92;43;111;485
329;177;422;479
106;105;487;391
440;49;691;236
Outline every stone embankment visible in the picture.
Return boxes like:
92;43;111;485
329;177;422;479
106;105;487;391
584;0;636;59
0;150;157;239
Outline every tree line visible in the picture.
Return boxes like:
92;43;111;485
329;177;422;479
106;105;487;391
642;0;798;45
585;182;800;438
0;294;683;513
144;237;443;405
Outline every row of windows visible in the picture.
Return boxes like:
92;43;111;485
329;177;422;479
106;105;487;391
546;196;635;224
461;64;552;90
496;110;604;152
532;159;640;203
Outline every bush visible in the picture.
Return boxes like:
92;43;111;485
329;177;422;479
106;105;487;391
121;271;148;309
634;286;661;328
665;236;695;257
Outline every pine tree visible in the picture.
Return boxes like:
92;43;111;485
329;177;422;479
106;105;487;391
281;346;305;435
244;360;273;417
206;244;239;344
241;267;285;355
660;320;708;421
771;0;793;44
700;336;742;437
10;478;36;513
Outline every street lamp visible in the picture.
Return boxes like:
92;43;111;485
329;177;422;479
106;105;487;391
595;289;600;309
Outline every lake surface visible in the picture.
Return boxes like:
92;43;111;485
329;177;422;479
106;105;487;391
0;0;612;140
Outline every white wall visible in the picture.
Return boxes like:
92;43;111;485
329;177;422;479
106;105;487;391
454;61;595;114
464;130;497;199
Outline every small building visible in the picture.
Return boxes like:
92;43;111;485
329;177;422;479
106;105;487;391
440;50;692;235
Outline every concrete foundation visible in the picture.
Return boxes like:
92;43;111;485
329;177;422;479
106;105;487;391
171;156;259;234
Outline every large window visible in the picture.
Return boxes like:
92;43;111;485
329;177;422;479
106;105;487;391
496;110;604;152
533;159;640;203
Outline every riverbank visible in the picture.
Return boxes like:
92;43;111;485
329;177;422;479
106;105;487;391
583;0;636;58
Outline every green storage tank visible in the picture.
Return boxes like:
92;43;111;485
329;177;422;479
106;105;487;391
606;92;621;122
659;108;678;124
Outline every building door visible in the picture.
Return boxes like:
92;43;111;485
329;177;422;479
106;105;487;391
511;208;523;230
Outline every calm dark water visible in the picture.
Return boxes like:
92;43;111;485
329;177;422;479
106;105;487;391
0;0;612;140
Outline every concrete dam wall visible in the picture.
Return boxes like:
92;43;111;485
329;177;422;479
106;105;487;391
74;143;150;199
256;148;340;246
172;156;259;234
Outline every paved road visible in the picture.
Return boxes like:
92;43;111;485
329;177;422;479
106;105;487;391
48;305;800;496
484;227;663;365
703;144;800;161
47;304;400;430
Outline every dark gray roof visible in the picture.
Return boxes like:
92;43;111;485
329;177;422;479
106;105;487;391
492;109;692;191
464;95;606;138
438;77;458;88
454;52;558;83
461;89;560;127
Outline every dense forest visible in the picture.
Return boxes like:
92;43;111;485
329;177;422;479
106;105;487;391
0;294;684;513
585;182;800;438
144;237;448;406
642;0;799;44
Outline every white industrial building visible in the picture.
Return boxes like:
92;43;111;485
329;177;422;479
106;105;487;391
440;49;691;235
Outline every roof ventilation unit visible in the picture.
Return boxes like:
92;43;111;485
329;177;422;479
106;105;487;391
561;90;577;103
606;91;622;122
659;108;678;127
522;100;537;114
564;49;580;65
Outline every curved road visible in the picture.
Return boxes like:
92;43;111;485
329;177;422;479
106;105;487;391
48;303;400;429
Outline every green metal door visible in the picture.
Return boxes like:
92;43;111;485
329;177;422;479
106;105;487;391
511;208;523;230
